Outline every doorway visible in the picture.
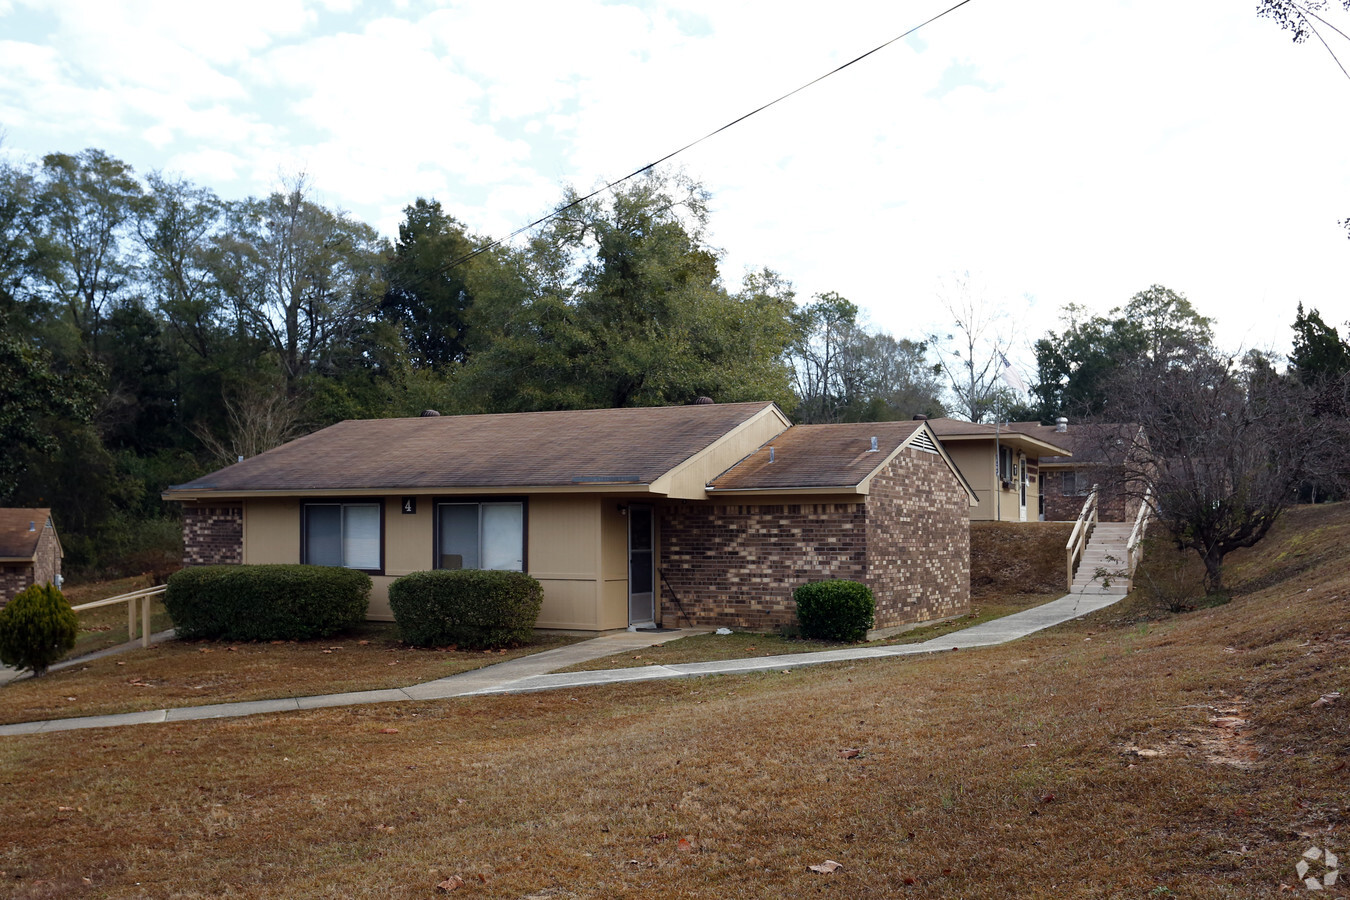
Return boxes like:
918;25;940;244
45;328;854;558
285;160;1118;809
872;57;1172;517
628;504;655;626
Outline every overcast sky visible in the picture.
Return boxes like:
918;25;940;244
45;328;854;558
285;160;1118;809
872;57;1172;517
2;0;1347;371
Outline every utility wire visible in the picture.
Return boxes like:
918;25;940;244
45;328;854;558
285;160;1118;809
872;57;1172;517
405;0;978;286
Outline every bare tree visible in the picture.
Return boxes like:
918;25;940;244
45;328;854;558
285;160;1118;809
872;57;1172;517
929;273;1023;422
1099;351;1350;593
193;383;306;467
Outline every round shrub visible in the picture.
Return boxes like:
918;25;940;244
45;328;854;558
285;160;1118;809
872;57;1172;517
389;570;543;650
793;579;875;643
0;582;79;677
164;564;370;641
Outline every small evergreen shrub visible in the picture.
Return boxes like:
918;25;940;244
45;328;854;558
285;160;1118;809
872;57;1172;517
389;570;543;649
0;582;79;677
793;579;875;642
164;564;370;641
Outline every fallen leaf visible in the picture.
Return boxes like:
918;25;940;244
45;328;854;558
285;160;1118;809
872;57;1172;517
809;859;843;874
1041;793;1056;803
1022;742;1037;748
226;647;237;652
358;640;370;645
902;875;917;885
436;875;464;891
677;837;693;852
379;728;399;734
1312;692;1342;708
650;831;668;843
476;873;489;883
838;748;861;759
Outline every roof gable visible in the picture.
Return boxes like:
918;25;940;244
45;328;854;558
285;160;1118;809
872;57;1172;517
926;417;1073;458
165;402;787;498
0;509;53;560
707;420;977;501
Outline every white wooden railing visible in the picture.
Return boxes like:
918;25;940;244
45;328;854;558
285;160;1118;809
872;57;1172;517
70;585;166;649
1065;486;1099;591
1125;487;1153;591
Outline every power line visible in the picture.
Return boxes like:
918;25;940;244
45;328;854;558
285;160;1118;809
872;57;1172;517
403;0;978;287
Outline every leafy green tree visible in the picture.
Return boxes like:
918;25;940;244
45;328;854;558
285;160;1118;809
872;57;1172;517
0;583;78;677
0;310;100;500
213;178;388;394
457;172;795;412
35;149;143;352
1289;302;1350;381
379;199;480;368
1033;285;1214;420
789;292;942;423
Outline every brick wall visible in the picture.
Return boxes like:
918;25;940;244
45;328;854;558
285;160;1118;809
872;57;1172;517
0;564;32;606
32;523;60;588
183;505;243;566
659;502;867;631
1041;468;1140;523
865;447;971;627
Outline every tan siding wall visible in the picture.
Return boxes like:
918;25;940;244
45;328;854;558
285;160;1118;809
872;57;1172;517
383;497;432;577
659;408;790;498
599;499;631;628
944;444;1029;522
242;500;299;564
529;495;605;630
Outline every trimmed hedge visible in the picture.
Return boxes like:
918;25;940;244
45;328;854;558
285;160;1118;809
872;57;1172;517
793;579;875;643
164;564;370;641
389;569;543;649
0;582;78;677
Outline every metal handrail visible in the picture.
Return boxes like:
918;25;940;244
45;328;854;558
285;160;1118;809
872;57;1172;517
71;585;166;649
1065;486;1099;591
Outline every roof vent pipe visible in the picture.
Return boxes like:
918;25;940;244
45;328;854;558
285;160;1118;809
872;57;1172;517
768;446;775;463
911;414;928;420
869;436;878;452
237;455;244;463
420;409;441;417
28;521;35;532
1056;417;1068;433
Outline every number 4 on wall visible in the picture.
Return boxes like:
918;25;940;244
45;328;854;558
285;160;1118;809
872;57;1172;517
401;497;416;515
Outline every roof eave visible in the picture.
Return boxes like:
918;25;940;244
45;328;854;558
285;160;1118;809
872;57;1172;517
163;483;665;502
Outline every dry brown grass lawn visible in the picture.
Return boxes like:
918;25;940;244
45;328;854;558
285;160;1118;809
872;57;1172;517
1;505;1346;898
971;521;1073;597
0;627;580;725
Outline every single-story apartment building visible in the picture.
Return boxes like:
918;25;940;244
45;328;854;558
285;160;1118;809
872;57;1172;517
0;508;64;605
925;417;1072;522
1006;419;1151;522
163;401;977;633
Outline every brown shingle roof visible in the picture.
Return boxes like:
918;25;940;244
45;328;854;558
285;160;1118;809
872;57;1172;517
708;422;925;491
0;509;52;559
167;402;782;495
1005;422;1141;464
926;417;1073;457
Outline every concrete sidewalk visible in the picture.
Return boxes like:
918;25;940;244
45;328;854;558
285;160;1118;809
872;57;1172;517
0;588;1127;737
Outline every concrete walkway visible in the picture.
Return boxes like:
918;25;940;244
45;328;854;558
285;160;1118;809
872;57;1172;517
0;588;1127;737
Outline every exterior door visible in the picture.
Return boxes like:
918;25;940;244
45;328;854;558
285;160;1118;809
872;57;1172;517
1018;454;1028;522
628;505;655;625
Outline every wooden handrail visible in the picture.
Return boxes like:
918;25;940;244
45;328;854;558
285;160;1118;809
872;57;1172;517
71;585;166;649
1065;486;1099;591
1125;487;1153;590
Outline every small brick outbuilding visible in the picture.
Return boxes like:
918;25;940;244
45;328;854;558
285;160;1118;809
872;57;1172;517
164;403;976;633
0;509;64;606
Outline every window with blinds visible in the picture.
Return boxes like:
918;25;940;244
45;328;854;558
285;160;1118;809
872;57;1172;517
303;502;382;572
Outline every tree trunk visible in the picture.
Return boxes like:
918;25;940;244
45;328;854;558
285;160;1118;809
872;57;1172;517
1202;547;1225;594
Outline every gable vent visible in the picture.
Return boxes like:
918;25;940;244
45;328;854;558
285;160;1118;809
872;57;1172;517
909;431;939;454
